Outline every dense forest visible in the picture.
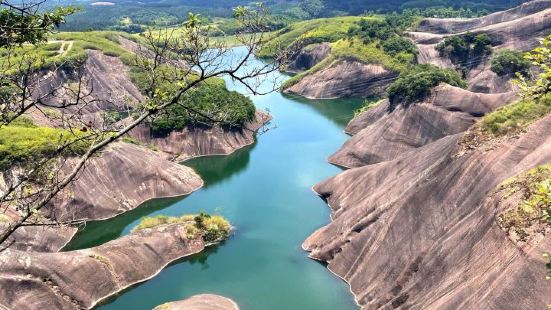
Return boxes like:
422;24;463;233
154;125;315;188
57;0;531;31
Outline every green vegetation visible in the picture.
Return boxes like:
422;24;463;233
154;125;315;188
491;49;531;76
481;95;551;136
0;117;91;170
387;64;466;106
150;81;255;136
348;12;418;44
324;0;520;16
133;213;231;243
515;35;551;101
467;35;551;140
497;163;551;241
258;16;364;58
0;31;137;73
436;32;492;65
354;97;382;116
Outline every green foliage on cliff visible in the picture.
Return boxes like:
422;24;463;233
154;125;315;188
481;95;551;136
0;31;137;73
133;213;231;243
387;64;466;106
354;97;382;116
149;81;255;136
0;117;91;170
491;49;531;76
257;16;364;58
436;32;492;65
497;163;551;241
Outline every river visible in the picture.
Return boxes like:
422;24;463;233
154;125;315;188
65;47;363;310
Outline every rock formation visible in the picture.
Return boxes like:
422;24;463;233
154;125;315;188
153;294;239;310
285;42;331;73
0;224;206;310
329;84;516;168
129;111;271;162
411;0;551;91
285;60;397;99
45;143;203;223
306;3;551;308
305;114;551;309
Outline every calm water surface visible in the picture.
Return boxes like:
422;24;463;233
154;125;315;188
66;47;363;310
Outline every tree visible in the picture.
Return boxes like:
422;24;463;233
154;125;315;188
515;35;551;100
0;2;288;247
387;64;466;107
491;49;531;76
299;0;325;18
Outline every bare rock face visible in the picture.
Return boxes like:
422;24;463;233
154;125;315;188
153;294;239;310
285;60;397;99
416;0;551;35
34;50;143;116
285;42;331;73
45;142;203;222
129;111;271;162
305;114;551;309
412;1;551;92
330;84;516;168
5;226;78;253
0;224;205;310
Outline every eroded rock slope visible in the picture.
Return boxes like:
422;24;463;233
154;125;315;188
330;84;516;168
0;224;205;310
306;115;551;309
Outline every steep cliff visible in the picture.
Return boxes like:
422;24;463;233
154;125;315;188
0;224;206;309
285;42;332;73
129;111;271;162
329;84;516;168
44;142;203;223
416;0;551;35
285;60;396;99
305;114;551;309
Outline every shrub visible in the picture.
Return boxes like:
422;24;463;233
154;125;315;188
481;95;551;136
491;49;531;76
436;32;492;64
381;36;418;57
387;64;466;106
150;82;255;136
497;163;551;241
0;121;91;170
133;213;231;243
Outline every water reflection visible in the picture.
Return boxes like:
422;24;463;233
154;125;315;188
63;196;185;250
284;94;365;127
183;140;255;188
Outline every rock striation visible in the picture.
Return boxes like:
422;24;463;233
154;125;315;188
44;142;203;223
305;114;551;309
285;60;397;99
0;224;206;310
329;84;516;168
285;42;331;73
153;294;239;310
129;111;271;162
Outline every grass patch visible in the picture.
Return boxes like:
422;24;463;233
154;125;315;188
387;64;466;107
133;213;231;243
0;118;91;170
281;37;406;90
481;95;551;137
258;16;367;58
0;31;136;74
354;97;383;116
497;163;551;241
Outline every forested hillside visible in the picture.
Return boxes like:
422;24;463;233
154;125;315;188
58;0;530;31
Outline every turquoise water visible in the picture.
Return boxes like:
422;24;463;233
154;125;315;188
67;47;363;310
